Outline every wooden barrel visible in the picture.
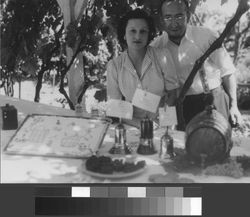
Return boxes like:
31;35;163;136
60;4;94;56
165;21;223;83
185;107;233;163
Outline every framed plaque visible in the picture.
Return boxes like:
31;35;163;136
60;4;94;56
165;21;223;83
4;114;111;159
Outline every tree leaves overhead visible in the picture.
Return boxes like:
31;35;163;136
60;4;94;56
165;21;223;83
1;0;63;76
189;0;202;13
1;0;40;68
1;0;243;78
1;0;249;105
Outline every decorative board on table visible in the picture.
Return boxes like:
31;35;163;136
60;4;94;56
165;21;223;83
4;114;111;159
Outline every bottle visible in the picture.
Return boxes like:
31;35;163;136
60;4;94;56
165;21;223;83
109;120;131;155
159;127;175;160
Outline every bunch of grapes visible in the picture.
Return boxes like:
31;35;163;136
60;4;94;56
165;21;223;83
123;161;146;173
86;155;113;174
85;155;146;174
232;116;250;138
236;155;250;170
204;159;244;178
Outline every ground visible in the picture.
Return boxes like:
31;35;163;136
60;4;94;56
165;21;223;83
0;80;97;113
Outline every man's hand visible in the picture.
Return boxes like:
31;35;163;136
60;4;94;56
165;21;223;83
229;106;243;127
222;74;242;127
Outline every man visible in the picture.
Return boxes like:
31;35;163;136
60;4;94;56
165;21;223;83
151;0;242;127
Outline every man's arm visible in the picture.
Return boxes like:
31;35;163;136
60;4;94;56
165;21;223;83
206;29;242;126
222;74;242;125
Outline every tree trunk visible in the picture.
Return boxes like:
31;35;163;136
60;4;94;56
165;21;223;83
34;70;44;102
18;79;21;99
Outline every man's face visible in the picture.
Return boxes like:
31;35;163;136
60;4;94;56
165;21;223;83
161;1;188;40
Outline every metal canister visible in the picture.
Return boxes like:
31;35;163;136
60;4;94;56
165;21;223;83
159;128;175;159
140;117;153;139
1;104;18;130
137;117;156;155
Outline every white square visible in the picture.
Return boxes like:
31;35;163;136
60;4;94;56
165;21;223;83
190;198;202;215
127;187;146;198
71;187;90;197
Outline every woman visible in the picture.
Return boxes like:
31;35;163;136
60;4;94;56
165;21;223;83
107;9;179;127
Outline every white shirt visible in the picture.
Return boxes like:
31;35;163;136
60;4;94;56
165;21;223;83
107;46;179;119
151;25;236;95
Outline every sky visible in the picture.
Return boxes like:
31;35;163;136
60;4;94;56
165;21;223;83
204;0;239;15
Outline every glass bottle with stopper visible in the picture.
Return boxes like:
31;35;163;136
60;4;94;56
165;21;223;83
159;126;175;160
137;115;156;155
109;118;131;155
158;101;177;160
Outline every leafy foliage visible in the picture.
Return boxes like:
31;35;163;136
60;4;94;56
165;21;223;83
0;0;64;98
0;0;249;106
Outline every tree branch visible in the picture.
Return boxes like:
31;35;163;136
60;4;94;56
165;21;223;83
239;20;250;48
34;24;64;102
58;40;83;110
59;2;91;110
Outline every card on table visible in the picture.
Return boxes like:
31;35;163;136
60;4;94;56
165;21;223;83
132;88;161;113
106;99;133;120
159;106;178;127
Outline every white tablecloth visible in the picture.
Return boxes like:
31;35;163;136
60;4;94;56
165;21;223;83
1;94;250;183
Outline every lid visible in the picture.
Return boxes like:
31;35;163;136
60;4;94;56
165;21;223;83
1;104;16;111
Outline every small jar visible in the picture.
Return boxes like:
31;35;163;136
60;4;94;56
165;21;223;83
91;108;99;117
75;104;83;116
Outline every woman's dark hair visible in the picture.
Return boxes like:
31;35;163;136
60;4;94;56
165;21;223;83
117;8;156;49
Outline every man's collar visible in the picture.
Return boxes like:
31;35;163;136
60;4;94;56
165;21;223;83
184;24;193;42
123;48;152;76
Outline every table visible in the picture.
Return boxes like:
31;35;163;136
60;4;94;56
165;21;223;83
1;94;250;183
